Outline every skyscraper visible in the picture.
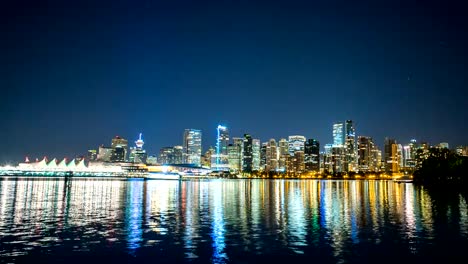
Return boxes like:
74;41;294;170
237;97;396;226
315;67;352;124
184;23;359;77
288;135;306;156
242;134;253;173
266;139;278;172
212;125;230;171
333;122;345;146
358;136;374;172
252;139;261;171
278;138;288;172
344;120;357;172
384;137;399;174
183;129;202;166
111;136;128;162
304;138;320;172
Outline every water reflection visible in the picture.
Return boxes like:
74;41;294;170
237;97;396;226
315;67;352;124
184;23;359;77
0;178;467;263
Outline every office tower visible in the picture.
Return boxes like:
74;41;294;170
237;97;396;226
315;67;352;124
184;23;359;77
384;137;399;173
294;151;305;174
358;136;373;172
277;138;288;172
97;145;113;162
266;139;278;172
129;133;147;163
159;147;175;164
228;143;241;172
333;122;345;146
304;138;320;172
344;120;357;172
331;145;346;174
242;134;253;173
183;129;202;166
172;146;183;164
288;135;306;156
111;147;126;162
323;144;333;173
201;147;215;168
111;136;128;161
372;148;382;172
252;139;261;171
212;125;230;171
147;155;158;165
87;149;97;161
260;142;267;171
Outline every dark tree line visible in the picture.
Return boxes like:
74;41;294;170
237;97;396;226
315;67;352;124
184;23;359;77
413;148;468;189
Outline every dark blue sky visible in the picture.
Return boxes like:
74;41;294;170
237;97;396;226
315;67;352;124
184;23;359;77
1;0;467;163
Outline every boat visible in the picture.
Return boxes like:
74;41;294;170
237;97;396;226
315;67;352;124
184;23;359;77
146;171;181;180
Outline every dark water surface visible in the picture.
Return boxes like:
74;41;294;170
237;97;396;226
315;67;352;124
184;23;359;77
1;178;467;263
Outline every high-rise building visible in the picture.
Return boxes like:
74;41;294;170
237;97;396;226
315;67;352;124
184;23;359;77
358;136;373;172
294;151;305;174
242;134;253;173
304;138;320;172
147;155;158;165
344;120;357;172
129;133;147;163
331;145;346;174
333;122;345;146
252;139;261;171
266;139;278;172
323;144;333;173
278;138;288;172
183;129;202;166
384;137;399;173
87;149;97;161
97;145;113;162
212;125;230;171
159;147;175;165
201;147;215;168
227;138;243;172
288;135;306;156
260;142;267;171
111;136;128;161
173;146;183;164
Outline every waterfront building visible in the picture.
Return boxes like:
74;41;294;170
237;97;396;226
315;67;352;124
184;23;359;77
111;147;126;162
304;138;320;172
183;129;202;166
97;145;113;162
358;136;381;172
146;155;158;165
159;147;175;165
266;139;278;172
294;151;305;174
212;125;230;171
87;149;97;161
252;139;261;171
323;144;333;173
111;136;128;161
242;134;253;173
288;135;306;156
129;133;147;164
201;147;215;168
228;144;241;172
344;120;357;172
260;142;267;171
331;145;346;174
333;122;345;146
384;137;399;173
278;138;288;172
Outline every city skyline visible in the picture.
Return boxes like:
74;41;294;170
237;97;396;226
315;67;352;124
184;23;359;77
1;0;467;163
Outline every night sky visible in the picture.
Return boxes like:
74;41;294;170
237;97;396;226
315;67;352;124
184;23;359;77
1;0;467;164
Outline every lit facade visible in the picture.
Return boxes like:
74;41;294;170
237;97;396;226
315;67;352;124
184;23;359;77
242;134;253;173
212;125;230;171
288;135;306;156
183;129;202;166
252;139;261;171
266;139;278;172
304;138;320;172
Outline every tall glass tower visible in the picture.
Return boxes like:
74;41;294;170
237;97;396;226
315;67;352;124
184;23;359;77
183;129;202;166
213;125;230;171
